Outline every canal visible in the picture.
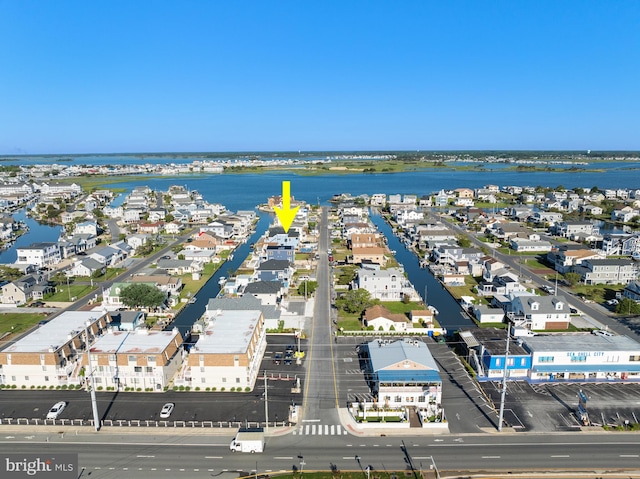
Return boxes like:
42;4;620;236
171;212;273;336
368;209;476;333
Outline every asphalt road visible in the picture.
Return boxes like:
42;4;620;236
1;430;640;478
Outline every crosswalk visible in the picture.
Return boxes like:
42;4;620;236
293;424;348;435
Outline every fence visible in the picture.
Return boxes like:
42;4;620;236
0;417;289;429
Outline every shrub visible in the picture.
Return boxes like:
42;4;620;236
61;384;67;389
49;385;55;390
211;387;217;392
205;387;211;392
244;387;251;392
97;386;103;391
11;384;17;389
136;388;142;392
184;386;191;391
195;387;200;391
30;385;35;389
178;385;185;391
230;387;236;392
220;387;225;392
21;385;26;389
173;386;179;391
55;385;61;390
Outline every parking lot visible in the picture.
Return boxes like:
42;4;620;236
0;335;306;429
481;380;640;432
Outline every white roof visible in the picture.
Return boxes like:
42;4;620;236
192;310;262;354
90;328;180;355
4;311;107;354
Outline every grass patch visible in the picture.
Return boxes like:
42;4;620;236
0;312;47;336
445;276;481;300
380;301;424;315
337;312;361;332
46;284;95;302
571;284;625;304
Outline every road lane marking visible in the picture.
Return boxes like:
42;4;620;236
137;455;155;458
551;455;570;458
620;454;639;457
302;419;320;422
274;457;293;460
482;456;501;459
205;456;223;459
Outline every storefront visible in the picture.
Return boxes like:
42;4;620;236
524;334;640;382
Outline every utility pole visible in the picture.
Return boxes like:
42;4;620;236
498;331;511;432
263;371;269;433
85;327;100;431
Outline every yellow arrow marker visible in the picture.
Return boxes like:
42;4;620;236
274;180;300;233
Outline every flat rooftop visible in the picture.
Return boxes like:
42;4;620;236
3;311;106;354
523;334;640;352
90;329;180;355
192;309;262;354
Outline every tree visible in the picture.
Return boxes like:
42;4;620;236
616;298;640;316
336;288;374;314
297;281;318;296
119;283;166;309
0;266;23;281
563;272;581;286
456;235;471;248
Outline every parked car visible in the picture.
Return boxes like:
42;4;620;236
160;402;175;418
46;401;67;419
592;329;614;337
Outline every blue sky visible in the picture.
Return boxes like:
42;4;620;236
1;1;639;154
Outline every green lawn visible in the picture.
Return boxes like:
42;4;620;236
380;301;425;314
0;312;48;336
46;284;96;302
572;284;625;303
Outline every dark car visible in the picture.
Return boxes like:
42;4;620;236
273;352;282;365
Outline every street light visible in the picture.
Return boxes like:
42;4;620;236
298;455;305;476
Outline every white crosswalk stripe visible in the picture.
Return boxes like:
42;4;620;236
293;424;348;435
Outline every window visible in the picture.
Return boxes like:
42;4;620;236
148;356;156;363
145;367;153;373
222;377;227;383
236;378;241;383
108;354;117;362
200;367;205;373
134;366;142;372
128;355;137;363
44;376;49;382
42;366;47;371
629;355;640;362
520;358;527;366
539;356;554;363
507;358;514;366
570;356;587;362
201;378;206;384
394;396;402;403
495;358;501;366
417;396;426;403
25;376;29;381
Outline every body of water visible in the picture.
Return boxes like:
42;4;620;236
0;210;62;264
171;213;272;336
368;209;475;333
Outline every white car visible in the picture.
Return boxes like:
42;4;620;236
592;329;614;337
159;402;175;418
46;401;66;419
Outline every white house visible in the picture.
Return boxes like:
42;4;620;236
16;242;61;267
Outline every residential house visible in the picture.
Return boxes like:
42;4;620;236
16;242;61;267
157;259;202;275
363;305;409;332
622;281;640;302
510;295;571;331
576;259;638;285
351;247;387;266
69;258;106;277
349;233;381;249
255;259;294;288
553;221;598;239
265;244;295;263
108;310;145;331
510;238;553;252
354;267;418;301
472;305;506;324
242;281;283;306
1;274;45;304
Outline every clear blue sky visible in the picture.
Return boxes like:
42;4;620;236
1;1;639;154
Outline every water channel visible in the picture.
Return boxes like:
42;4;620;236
368;209;476;333
170;212;273;336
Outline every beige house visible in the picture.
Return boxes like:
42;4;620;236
363;305;409;332
351;246;387;266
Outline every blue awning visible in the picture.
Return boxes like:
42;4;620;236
533;364;640;373
377;370;441;383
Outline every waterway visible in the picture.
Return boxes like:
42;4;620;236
368;209;475;333
0;209;62;264
170;212;273;336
